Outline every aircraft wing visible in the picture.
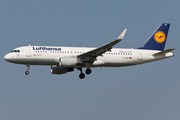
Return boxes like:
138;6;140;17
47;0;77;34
78;29;127;60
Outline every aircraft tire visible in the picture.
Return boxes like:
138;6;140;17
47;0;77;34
25;71;29;75
85;68;92;75
79;73;85;79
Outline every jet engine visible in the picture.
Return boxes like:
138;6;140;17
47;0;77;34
51;66;74;74
59;57;79;67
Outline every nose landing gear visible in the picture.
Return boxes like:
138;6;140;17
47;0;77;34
25;64;30;75
25;71;29;75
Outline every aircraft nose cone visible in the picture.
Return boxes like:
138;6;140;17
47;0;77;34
4;54;11;62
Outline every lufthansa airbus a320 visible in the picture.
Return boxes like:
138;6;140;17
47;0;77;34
4;23;175;79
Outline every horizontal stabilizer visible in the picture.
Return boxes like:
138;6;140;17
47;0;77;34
153;48;175;56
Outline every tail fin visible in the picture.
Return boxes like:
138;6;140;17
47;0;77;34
138;23;170;51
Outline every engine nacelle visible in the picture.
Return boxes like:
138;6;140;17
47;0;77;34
59;57;78;67
51;66;74;74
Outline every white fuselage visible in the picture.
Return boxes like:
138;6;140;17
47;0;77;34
4;46;174;68
4;24;175;79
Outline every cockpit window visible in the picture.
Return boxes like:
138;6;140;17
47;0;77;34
11;50;20;53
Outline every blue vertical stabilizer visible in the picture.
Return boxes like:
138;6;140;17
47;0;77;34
138;23;170;51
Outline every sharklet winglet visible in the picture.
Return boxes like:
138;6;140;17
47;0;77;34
117;29;127;40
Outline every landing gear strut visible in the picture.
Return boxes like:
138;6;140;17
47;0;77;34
78;68;85;79
25;64;30;75
84;62;92;76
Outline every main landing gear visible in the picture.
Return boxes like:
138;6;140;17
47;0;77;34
85;68;92;75
78;68;92;79
25;64;30;75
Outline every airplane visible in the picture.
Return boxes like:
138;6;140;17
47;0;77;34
4;23;175;79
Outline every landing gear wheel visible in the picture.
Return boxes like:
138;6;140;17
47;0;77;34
25;64;30;75
79;73;85;79
25;71;29;75
85;68;92;75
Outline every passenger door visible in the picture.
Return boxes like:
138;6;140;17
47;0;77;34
26;46;31;57
137;50;143;60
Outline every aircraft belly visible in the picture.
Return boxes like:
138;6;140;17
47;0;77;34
11;57;57;65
